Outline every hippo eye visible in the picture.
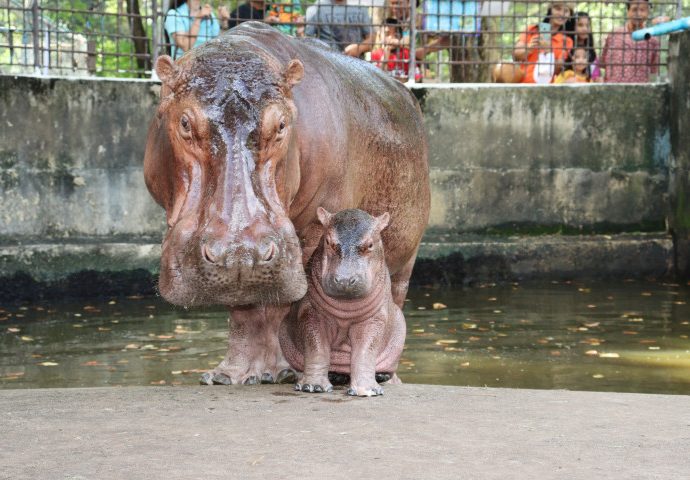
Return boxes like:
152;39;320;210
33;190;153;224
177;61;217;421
179;114;192;139
278;120;285;132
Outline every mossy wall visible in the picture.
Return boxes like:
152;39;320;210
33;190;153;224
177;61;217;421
0;76;672;242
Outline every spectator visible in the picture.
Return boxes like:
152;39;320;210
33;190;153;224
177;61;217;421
165;0;220;60
554;47;592;83
218;0;267;30
265;0;304;35
512;1;574;84
304;0;374;56
600;0;660;83
371;18;411;79
565;12;602;82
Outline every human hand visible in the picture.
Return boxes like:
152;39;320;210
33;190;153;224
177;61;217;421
265;13;279;23
528;35;543;51
344;44;361;56
218;5;230;21
651;16;671;25
195;4;213;19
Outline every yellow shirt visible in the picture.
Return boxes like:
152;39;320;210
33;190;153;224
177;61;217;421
554;70;590;84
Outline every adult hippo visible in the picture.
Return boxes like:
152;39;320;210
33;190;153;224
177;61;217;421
144;21;429;385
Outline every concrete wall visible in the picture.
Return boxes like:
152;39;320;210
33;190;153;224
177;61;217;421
418;84;670;234
0;76;670;244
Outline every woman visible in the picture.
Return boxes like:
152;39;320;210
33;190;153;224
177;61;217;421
512;2;574;84
565;12;601;81
164;0;220;60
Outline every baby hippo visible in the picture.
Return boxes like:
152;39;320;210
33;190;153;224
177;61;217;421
279;207;406;396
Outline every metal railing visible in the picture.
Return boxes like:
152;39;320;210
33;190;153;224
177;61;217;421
0;0;684;82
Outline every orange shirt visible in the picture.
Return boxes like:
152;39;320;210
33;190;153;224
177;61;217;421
519;25;573;84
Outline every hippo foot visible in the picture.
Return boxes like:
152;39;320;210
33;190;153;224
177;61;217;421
347;384;384;397
295;383;334;393
329;372;396;385
199;363;297;386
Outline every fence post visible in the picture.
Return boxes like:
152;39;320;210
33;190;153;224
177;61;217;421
151;0;158;70
31;0;41;72
408;0;416;85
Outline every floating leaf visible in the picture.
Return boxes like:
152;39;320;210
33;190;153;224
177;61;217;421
460;362;470;367
432;303;447;310
171;370;182;375
81;361;103;367
417;307;426;310
622;331;638;335
641;292;652;297
435;339;458;345
599;353;620;358
462;323;477;330
20;336;34;342
38;361;58;366
648;346;661;350
584;322;600;328
585;350;599;356
157;335;174;340
592;374;604;379
124;343;140;349
8;327;20;333
412;329;424;334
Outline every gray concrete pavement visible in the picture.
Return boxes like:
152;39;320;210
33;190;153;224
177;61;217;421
0;384;688;479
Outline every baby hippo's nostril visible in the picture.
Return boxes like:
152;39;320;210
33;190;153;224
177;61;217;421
348;277;357;286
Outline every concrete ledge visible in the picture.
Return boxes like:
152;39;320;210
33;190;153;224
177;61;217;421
0;233;673;300
0;384;688;479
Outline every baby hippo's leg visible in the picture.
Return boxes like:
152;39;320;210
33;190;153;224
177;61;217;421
295;310;333;393
347;319;385;397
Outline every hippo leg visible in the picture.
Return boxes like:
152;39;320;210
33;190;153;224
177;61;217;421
347;320;385;397
295;312;333;394
390;249;418;309
200;305;292;386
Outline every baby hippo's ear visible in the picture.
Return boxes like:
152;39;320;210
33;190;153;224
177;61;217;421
316;206;333;227
374;212;390;234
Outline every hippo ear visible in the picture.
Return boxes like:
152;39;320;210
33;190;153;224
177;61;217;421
283;59;304;89
155;55;177;88
316;207;332;227
374;212;390;234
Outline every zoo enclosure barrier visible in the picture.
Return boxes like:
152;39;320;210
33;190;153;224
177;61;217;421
0;0;684;82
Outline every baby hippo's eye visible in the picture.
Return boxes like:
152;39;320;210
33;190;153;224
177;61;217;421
278;120;286;132
359;242;374;254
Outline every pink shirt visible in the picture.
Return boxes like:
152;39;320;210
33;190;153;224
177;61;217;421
601;25;660;83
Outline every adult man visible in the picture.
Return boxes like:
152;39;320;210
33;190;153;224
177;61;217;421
219;0;267;30
600;0;661;82
304;0;374;56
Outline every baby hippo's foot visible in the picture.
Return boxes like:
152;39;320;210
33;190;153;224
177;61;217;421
347;383;384;397
295;374;333;393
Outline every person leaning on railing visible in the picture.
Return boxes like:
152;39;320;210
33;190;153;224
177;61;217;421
511;1;574;84
304;0;375;57
600;0;668;83
164;0;220;59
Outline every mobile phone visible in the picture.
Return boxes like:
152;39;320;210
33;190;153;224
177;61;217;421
539;22;551;46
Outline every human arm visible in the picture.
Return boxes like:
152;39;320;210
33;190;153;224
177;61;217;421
344;32;375;56
218;5;230;30
304;5;316;37
168;4;214;52
513;29;544;62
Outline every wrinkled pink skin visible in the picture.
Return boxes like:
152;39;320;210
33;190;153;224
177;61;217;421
143;22;429;386
280;208;406;396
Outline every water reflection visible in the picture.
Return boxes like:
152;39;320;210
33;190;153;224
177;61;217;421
1;280;689;394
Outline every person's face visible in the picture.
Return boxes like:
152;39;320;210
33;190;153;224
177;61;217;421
572;48;588;73
549;4;571;28
627;1;650;26
576;17;590;40
385;25;400;38
389;0;410;20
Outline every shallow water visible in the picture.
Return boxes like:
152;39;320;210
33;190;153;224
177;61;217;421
1;280;689;394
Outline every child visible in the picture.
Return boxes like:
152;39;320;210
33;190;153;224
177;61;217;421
370;18;413;80
554;47;592;83
565;12;601;81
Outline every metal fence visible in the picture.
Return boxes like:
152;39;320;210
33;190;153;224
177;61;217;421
0;0;684;82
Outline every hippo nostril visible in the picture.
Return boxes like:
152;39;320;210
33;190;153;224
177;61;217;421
348;277;357;286
258;240;277;264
